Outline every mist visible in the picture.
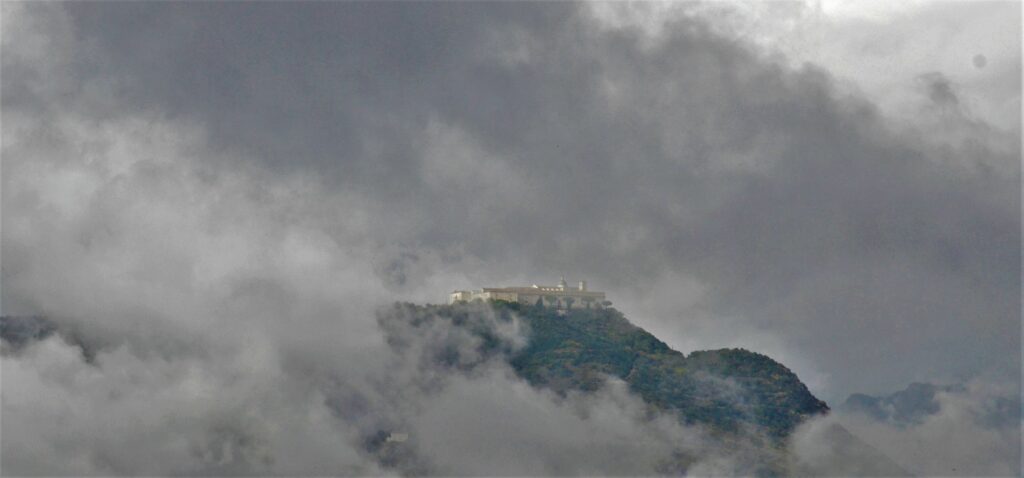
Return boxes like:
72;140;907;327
2;1;1019;475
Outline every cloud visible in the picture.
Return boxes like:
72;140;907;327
792;378;1022;476
918;71;960;106
1;296;773;475
1;1;1019;475
408;372;704;476
674;1;1021;134
2;334;381;476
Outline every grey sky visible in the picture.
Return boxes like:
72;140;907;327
1;1;1020;475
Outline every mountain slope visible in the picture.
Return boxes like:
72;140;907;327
381;300;829;440
509;303;828;439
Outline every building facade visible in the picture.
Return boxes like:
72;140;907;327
449;277;606;309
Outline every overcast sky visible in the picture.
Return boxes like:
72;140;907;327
1;1;1020;475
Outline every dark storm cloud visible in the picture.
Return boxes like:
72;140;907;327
2;1;1020;475
55;2;573;192
43;1;1017;398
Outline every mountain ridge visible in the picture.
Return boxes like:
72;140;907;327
380;300;829;440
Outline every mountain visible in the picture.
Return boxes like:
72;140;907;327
842;381;1021;430
842;382;964;426
0;315;99;362
0;315;58;350
376;301;916;476
380;301;829;439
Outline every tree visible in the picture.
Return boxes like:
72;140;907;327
600;300;612;308
535;297;544;308
581;297;594;309
564;297;575;309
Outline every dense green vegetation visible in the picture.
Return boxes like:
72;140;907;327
382;300;828;440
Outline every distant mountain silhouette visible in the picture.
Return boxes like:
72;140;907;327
843;381;1020;430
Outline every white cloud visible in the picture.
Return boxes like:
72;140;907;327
793;378;1022;476
2;334;380;475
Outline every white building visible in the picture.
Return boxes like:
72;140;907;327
449;277;606;309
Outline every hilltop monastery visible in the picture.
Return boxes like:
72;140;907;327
449;277;606;309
